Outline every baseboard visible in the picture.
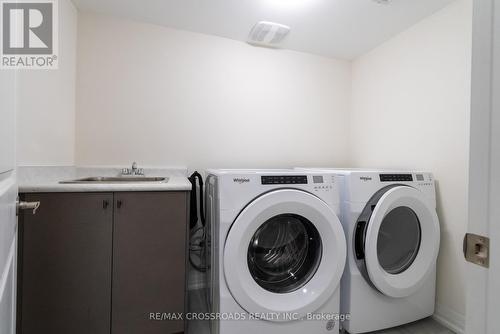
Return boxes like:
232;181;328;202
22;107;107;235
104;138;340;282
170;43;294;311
433;303;465;334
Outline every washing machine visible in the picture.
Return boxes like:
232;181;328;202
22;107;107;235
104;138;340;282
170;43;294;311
297;169;440;333
204;169;347;334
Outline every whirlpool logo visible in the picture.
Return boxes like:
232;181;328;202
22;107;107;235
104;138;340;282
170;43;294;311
359;176;372;182
233;178;250;184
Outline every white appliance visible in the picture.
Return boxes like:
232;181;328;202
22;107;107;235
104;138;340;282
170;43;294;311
205;169;347;334
297;169;440;333
0;62;18;334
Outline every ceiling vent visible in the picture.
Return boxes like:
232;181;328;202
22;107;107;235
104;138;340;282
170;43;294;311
248;21;291;48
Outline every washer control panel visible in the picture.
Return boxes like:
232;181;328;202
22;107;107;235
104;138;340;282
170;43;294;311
260;174;336;191
261;175;308;185
379;174;413;182
311;174;335;192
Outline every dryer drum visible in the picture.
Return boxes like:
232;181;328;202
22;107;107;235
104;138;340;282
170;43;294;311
376;206;422;275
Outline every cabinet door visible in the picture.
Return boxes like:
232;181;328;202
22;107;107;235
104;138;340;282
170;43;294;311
18;193;113;334
112;192;188;334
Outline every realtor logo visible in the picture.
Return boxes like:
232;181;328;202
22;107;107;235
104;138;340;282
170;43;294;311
1;0;58;69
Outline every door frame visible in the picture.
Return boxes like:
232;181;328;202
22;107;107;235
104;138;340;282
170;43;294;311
465;0;500;333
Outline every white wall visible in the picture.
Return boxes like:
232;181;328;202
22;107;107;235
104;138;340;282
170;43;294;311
350;0;472;331
17;0;77;166
75;13;352;169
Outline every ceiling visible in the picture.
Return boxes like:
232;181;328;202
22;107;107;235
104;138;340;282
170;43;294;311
72;0;456;60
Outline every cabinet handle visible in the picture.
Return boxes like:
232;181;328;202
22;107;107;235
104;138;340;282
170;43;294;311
16;200;41;215
103;200;109;209
117;200;122;209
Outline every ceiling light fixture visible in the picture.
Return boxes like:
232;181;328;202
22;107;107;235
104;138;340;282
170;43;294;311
372;0;392;4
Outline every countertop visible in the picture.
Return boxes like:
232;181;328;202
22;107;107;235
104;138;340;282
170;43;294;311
18;166;192;193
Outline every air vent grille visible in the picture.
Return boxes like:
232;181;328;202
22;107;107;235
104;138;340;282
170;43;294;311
248;21;291;47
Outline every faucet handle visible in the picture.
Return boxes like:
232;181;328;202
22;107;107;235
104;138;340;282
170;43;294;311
132;161;138;169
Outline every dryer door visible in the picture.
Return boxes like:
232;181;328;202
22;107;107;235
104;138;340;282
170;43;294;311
356;186;440;298
223;189;346;321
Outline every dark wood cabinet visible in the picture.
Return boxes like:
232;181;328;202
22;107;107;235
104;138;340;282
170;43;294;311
18;191;189;334
112;192;188;334
18;193;113;334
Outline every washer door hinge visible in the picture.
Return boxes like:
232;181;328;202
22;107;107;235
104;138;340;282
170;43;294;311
463;233;490;268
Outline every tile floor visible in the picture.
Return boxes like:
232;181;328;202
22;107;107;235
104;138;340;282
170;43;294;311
187;289;454;334
364;318;454;334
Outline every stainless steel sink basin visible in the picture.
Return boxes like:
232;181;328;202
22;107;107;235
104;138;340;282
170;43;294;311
59;176;168;184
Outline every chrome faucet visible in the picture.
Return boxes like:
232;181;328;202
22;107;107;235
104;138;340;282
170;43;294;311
121;162;145;176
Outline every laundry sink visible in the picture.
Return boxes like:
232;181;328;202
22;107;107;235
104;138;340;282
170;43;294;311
59;176;168;184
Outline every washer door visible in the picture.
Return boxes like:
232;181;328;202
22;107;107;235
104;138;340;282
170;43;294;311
224;189;346;321
357;186;440;298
